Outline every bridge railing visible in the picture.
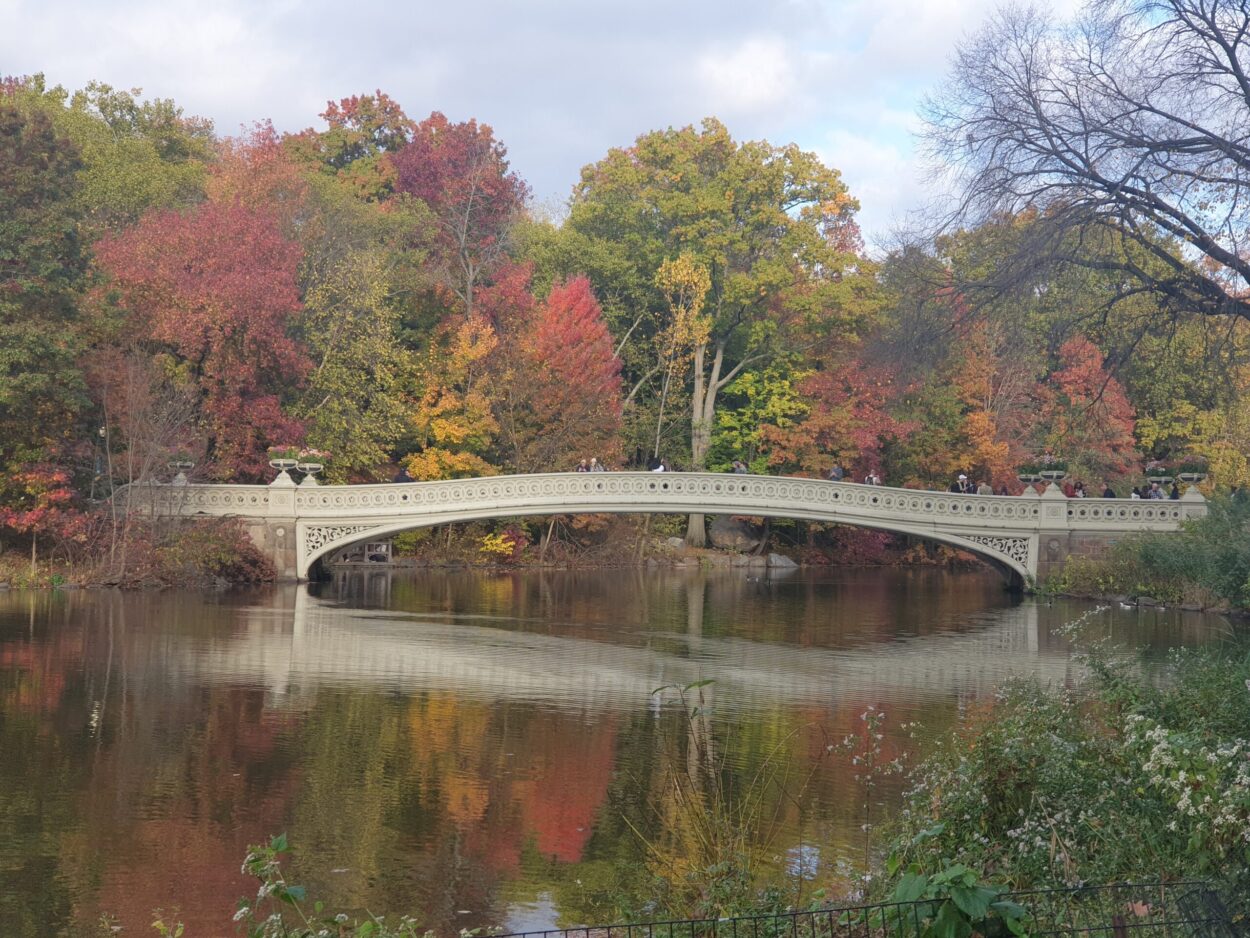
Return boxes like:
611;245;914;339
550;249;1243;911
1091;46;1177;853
141;472;1203;530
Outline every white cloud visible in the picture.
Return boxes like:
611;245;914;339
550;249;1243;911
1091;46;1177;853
0;0;1089;243
815;128;923;251
694;35;801;116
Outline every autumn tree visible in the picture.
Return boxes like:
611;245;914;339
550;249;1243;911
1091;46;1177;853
650;254;711;460
95;203;309;479
0;101;87;477
494;276;623;472
210;123;419;479
208;122;311;233
751;357;907;479
392;112;530;319
406;317;500;480
0;466;82;575
286;91;415;202
1036;336;1138;478
567;118;878;542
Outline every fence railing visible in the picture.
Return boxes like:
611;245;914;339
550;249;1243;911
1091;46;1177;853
494;882;1242;938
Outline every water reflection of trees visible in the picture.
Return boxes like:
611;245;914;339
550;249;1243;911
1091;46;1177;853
0;577;1229;935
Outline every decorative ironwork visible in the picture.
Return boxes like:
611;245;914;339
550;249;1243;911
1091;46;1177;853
964;534;1032;567
303;524;376;556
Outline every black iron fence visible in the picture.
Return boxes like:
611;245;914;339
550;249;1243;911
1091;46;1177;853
495;881;1242;938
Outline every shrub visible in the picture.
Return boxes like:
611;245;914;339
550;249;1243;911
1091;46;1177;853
153;518;276;586
1050;495;1250;607
881;626;1250;896
235;835;431;937
477;525;529;563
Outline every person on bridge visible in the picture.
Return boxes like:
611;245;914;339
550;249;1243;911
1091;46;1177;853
575;459;590;472
731;459;748;474
950;474;972;494
864;470;881;485
1169;482;1181;500
1102;483;1117;498
976;480;993;495
589;457;605;472
826;464;844;481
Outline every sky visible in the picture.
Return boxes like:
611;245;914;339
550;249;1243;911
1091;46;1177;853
0;0;1076;248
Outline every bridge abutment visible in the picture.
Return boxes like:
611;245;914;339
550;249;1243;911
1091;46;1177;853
245;484;300;580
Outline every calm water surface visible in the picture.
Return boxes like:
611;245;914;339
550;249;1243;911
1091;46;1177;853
0;568;1231;935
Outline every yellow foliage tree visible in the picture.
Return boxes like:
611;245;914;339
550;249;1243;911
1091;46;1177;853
406;317;500;480
652;254;711;459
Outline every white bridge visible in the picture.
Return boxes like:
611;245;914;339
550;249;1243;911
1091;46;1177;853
143;472;1207;584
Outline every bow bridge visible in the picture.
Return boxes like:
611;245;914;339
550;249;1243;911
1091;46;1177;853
143;471;1207;585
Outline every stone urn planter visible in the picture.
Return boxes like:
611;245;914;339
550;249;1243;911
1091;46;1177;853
296;462;324;486
267;450;300;487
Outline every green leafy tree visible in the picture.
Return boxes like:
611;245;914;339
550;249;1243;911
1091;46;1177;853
706;363;810;473
296;251;416;480
0;100;87;475
567;118;878;542
4;75;212;232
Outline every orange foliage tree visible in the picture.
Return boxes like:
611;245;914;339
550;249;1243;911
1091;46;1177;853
494;276;623;472
1037;336;1138;477
758;356;907;479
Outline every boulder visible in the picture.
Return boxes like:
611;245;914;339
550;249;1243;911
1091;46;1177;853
666;536;687;550
767;552;799;569
708;516;763;551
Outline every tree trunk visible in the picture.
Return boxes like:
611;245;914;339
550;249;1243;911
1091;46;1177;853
686;513;707;548
636;514;652;562
539;517;556;563
685;339;723;547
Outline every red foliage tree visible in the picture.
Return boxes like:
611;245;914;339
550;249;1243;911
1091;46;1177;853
761;358;910;479
474;259;536;328
1039;336;1138;477
495;276;623;471
0;465;86;572
208;122;311;234
391;112;530;318
95;203;309;479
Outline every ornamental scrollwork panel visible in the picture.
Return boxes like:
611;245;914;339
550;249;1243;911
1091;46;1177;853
962;535;1031;567
304;524;378;556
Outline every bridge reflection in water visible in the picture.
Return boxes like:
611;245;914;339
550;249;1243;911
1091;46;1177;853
179;577;1080;710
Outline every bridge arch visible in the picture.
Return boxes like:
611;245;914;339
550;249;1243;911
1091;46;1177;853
299;500;1034;588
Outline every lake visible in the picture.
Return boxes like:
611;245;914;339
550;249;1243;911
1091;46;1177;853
0;568;1229;935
